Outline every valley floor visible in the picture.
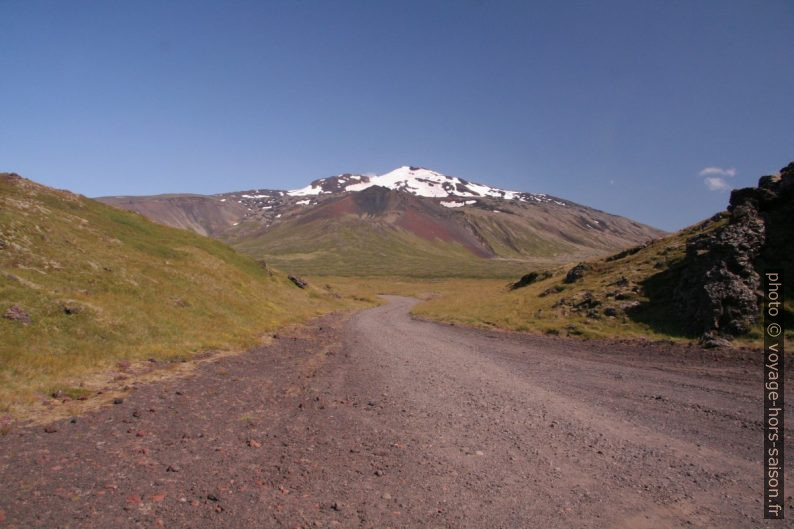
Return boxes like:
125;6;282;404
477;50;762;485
0;297;790;528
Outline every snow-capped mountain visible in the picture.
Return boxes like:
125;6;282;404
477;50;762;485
287;166;564;205
98;165;664;277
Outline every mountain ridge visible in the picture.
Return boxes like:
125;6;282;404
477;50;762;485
98;166;665;277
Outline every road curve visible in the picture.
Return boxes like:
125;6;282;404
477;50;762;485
339;296;791;528
0;296;790;528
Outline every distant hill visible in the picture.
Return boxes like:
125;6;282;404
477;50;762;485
99;193;249;237
0;173;347;415
98;166;664;278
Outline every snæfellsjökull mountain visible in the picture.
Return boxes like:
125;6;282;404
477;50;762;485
99;166;664;277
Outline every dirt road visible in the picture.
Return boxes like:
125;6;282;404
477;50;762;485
1;296;790;528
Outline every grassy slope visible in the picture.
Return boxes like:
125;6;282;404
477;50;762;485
463;212;575;258
0;175;355;414
233;216;553;278
231;201;660;279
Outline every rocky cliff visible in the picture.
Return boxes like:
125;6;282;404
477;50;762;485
673;162;793;338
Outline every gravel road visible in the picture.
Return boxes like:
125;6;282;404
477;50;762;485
0;296;790;528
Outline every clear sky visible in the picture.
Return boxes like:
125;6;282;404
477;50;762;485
1;1;792;231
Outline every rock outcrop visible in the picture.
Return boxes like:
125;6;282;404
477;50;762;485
510;271;552;290
288;275;308;289
673;162;793;336
564;263;590;284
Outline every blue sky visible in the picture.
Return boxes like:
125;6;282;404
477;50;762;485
1;1;792;231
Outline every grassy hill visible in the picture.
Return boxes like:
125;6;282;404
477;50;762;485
233;214;545;278
0;174;354;417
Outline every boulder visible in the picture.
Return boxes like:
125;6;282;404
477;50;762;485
510;270;551;290
564;263;590;284
288;275;308;289
699;333;733;349
573;292;600;310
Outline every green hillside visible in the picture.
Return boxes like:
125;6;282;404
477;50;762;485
0;174;352;415
232;215;573;279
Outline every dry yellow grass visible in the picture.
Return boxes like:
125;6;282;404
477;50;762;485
0;174;365;419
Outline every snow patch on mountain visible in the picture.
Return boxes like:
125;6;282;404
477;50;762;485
440;199;478;208
288;183;330;197
286;166;560;204
345;167;456;198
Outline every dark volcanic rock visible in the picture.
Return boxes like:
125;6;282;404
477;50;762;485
3;305;31;325
352;185;394;216
573;292;600;310
510;271;551;290
564;263;590;284
673;209;764;335
673;161;794;336
288;275;308;289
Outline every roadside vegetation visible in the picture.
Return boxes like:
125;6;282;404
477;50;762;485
0;174;362;418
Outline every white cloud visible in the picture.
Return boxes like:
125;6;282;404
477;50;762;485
699;166;737;178
704;176;731;191
699;166;736;192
